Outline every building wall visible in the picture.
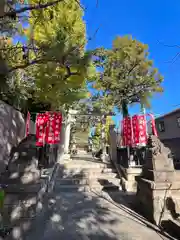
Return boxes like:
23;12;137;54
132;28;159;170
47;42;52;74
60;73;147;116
161;138;180;161
155;111;180;140
154;110;180;162
0;101;35;173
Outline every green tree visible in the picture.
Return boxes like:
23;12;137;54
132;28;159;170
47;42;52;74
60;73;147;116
92;36;163;116
1;0;96;112
92;116;114;150
21;0;95;110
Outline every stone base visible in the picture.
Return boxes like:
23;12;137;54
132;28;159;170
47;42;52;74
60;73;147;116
120;166;142;192
63;154;71;161
136;177;180;225
100;153;110;163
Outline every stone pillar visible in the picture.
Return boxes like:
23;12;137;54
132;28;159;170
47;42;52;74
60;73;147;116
100;115;109;162
64;117;71;154
57;122;65;162
108;124;117;163
101;115;106;153
63;109;77;161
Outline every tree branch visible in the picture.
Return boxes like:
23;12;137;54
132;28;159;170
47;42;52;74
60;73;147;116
2;0;63;18
2;0;84;18
8;57;79;80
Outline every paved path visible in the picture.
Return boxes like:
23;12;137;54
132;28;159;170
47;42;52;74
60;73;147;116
25;185;170;240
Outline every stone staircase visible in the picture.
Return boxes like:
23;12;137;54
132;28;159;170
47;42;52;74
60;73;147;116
54;153;122;193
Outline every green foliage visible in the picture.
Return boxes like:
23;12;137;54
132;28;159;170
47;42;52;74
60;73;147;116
25;0;95;110
92;116;114;149
1;0;97;112
92;35;164;113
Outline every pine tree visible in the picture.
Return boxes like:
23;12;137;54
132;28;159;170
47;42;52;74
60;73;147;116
92;35;163;115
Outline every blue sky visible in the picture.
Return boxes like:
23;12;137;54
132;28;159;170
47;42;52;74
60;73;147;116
83;0;180;127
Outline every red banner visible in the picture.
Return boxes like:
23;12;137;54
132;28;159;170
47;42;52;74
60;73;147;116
36;113;48;146
25;111;30;137
122;117;133;146
36;111;63;146
148;113;158;137
132;115;147;146
45;112;62;144
121;113;158;147
54;112;62;144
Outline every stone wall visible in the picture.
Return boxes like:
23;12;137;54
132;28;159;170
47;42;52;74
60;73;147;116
0;101;35;173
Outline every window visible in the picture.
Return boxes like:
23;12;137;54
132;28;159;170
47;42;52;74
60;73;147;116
177;117;180;127
158;121;165;132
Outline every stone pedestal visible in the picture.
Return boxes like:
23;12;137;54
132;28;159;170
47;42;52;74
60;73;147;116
121;166;142;192
136;135;178;225
100;153;110;163
63;153;71;162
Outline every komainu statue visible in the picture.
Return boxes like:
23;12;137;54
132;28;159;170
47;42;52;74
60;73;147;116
147;135;171;158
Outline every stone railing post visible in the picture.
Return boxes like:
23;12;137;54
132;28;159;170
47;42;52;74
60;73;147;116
100;115;110;162
62;109;77;161
64;113;71;154
108;124;117;163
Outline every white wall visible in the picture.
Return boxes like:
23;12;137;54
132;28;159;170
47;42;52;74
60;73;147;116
0;101;35;172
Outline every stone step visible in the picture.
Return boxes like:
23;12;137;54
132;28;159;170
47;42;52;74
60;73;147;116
63;162;113;169
4;182;44;194
61;171;118;179
54;182;121;193
61;167;117;176
175;170;180;180
55;176;120;186
54;185;90;192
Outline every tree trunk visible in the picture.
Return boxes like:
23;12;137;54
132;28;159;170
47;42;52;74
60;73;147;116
122;101;129;118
